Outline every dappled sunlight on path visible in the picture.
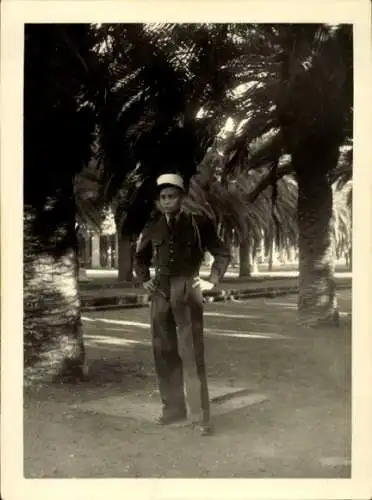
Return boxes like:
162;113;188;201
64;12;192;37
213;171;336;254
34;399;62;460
24;291;351;479
82;316;292;342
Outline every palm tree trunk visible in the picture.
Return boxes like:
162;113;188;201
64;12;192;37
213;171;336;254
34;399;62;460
77;232;89;281
295;147;340;326
239;239;252;277
347;246;352;271
251;241;259;273
117;234;135;283
267;224;277;271
268;238;274;271
223;228;234;272
24;198;86;386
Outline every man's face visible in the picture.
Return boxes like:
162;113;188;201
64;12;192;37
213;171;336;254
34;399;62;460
158;186;182;214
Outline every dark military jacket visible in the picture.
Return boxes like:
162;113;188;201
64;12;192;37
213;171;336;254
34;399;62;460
134;210;231;284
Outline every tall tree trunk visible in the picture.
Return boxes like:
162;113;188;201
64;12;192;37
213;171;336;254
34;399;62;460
117;234;135;283
239;239;252;277
267;222;277;271
24;192;86;386
294;145;340;327
77;232;89;281
251;240;259;273
346;246;352;271
288;246;297;264
223;228;233;272
267;237;274;272
91;233;101;268
349;247;352;271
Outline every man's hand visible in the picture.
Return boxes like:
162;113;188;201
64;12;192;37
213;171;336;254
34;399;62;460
192;276;215;292
208;275;220;287
143;279;156;293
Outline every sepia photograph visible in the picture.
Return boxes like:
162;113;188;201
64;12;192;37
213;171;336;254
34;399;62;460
1;1;372;499
22;20;353;478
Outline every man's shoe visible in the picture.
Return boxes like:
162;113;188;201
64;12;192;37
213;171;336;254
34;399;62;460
199;422;213;436
156;413;187;426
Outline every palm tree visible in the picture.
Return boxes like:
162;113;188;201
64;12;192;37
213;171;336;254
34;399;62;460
331;178;352;269
331;145;353;270
23;24;101;384
95;23;244;225
74;158;105;277
234;167;298;276
182;148;298;278
110;166;143;282
223;24;353;325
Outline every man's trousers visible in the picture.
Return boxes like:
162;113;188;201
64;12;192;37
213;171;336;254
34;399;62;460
150;275;210;423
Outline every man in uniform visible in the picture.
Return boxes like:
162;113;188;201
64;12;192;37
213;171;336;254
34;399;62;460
134;173;231;436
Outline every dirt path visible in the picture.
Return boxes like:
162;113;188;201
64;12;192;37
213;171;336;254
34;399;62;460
24;293;351;478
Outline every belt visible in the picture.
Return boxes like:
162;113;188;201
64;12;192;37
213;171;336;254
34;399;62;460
154;266;198;278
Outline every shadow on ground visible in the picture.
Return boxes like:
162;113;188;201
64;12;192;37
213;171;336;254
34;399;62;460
24;294;351;479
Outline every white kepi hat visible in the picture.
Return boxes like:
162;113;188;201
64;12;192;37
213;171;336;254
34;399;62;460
156;173;185;191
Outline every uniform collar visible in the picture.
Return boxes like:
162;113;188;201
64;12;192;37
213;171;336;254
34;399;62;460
164;210;182;222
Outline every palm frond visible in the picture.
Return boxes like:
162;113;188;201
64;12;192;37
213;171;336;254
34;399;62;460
330;145;353;185
74;163;104;231
92;23;248;235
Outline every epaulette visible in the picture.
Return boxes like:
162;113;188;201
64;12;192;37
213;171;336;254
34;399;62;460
189;212;203;254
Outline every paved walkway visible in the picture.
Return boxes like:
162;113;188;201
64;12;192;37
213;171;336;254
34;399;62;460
24;291;351;478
